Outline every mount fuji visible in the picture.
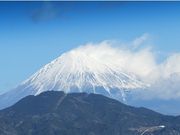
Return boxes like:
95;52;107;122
0;45;147;109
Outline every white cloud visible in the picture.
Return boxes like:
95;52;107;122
132;33;149;49
74;37;180;100
144;53;180;100
75;40;157;79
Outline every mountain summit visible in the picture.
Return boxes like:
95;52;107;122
0;45;146;109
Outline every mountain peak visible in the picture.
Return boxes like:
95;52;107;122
0;45;146;109
23;45;145;97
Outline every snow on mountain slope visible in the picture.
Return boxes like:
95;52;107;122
0;44;147;109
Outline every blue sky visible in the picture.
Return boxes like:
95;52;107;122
0;1;180;93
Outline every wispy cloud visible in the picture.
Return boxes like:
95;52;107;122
31;2;61;23
132;33;150;49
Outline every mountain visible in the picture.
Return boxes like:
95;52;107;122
0;47;146;109
0;91;179;135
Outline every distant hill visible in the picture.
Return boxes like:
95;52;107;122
0;91;180;135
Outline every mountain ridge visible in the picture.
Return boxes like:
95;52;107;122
0;91;180;135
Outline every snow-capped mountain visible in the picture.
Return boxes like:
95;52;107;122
0;45;146;109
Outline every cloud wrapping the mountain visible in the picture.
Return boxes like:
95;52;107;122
74;39;180;100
